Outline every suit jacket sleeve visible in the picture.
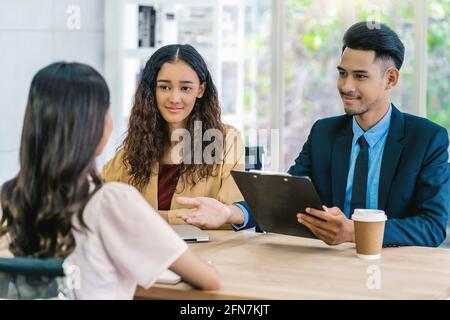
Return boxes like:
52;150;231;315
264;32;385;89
233;201;257;230
384;127;450;247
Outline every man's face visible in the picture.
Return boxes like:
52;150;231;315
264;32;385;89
337;48;389;116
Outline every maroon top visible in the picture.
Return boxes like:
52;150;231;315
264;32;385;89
158;164;181;211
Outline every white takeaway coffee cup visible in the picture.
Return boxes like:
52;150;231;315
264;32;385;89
351;209;387;260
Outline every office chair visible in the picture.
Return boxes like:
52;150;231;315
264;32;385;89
0;257;73;299
245;146;265;233
245;146;265;171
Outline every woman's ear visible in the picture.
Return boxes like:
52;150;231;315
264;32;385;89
197;82;206;99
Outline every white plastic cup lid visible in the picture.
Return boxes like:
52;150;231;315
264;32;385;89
351;209;387;222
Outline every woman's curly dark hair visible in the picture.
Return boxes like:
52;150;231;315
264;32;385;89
0;62;109;258
123;44;226;190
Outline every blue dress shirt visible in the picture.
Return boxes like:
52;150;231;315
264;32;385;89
343;105;392;217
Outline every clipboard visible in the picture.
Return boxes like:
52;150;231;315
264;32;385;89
231;170;323;239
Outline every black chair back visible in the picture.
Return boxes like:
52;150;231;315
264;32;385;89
245;146;265;171
0;257;69;299
244;146;265;232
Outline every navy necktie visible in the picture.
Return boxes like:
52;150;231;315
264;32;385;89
350;136;369;216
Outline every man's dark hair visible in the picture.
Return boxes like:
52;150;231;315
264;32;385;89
342;21;405;70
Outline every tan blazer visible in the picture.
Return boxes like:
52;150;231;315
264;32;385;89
100;125;245;229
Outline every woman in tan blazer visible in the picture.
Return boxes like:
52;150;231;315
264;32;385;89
101;44;246;229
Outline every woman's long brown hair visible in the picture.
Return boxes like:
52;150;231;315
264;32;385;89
0;62;110;258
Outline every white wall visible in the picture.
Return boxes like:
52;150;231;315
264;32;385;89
0;0;104;183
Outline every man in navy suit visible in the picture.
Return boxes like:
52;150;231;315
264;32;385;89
176;21;449;247
285;21;450;247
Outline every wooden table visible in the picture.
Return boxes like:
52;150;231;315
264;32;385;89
135;230;450;300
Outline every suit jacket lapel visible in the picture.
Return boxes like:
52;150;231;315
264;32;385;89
378;105;405;210
332;119;353;210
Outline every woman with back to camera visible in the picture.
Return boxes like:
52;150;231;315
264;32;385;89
0;62;220;299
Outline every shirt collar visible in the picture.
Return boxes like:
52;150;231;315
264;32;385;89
352;104;392;148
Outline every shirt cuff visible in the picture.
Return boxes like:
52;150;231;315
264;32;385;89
232;203;249;230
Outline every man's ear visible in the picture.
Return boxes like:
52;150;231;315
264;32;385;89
385;67;399;90
197;82;206;98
